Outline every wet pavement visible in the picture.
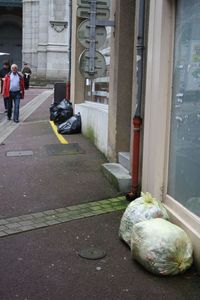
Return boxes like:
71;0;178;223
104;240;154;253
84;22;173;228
0;89;44;122
0;89;200;300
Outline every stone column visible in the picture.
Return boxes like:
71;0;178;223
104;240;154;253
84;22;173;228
22;0;33;67
107;0;136;161
31;0;39;75
45;0;69;81
37;0;49;80
70;0;85;106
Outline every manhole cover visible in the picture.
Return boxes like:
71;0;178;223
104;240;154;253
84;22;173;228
6;150;34;157
45;143;85;156
78;248;106;260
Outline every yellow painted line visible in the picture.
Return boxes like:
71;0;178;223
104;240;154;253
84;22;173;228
49;121;69;144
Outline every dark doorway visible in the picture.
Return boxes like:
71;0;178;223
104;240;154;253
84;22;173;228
0;4;22;69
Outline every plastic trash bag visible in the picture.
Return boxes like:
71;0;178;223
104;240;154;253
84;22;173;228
49;104;59;121
49;99;73;123
50;110;59;121
131;218;193;276
57;113;81;134
119;192;169;247
56;99;72;111
49;103;59;113
54;109;73;124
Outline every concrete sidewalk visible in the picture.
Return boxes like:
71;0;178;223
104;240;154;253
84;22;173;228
0;89;199;300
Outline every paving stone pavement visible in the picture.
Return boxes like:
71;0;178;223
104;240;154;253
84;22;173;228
0;89;200;300
0;89;53;144
0;197;127;237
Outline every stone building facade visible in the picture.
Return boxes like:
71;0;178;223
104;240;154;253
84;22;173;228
0;0;70;83
23;0;70;83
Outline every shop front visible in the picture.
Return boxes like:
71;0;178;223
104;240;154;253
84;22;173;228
142;0;200;270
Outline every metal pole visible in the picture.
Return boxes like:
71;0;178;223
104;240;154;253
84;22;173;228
89;0;97;76
127;0;145;200
90;79;93;102
135;0;145;117
66;0;72;100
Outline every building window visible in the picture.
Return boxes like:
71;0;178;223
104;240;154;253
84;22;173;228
168;0;200;217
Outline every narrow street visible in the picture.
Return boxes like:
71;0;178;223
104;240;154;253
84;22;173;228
0;89;199;300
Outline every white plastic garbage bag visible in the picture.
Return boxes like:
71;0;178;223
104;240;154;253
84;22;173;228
131;218;193;276
119;192;169;247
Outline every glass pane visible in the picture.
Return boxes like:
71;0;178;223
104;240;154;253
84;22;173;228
168;0;200;217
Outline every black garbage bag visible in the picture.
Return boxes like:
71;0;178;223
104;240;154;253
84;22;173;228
57;113;82;134
57;99;72;111
49;99;73;123
50;109;59;121
49;104;58;113
49;103;59;121
54;109;73;124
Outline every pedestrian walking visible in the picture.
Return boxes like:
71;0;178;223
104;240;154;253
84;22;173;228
22;62;32;90
0;61;11;112
3;64;24;123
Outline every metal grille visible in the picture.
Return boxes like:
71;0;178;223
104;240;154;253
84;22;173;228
6;150;33;157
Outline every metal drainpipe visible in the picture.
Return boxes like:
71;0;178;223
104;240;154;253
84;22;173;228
66;0;72;100
126;0;145;200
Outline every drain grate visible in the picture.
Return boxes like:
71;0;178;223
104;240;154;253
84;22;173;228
6;150;34;157
78;248;106;260
45;143;85;156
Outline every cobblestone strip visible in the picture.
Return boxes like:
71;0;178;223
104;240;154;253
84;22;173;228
0;197;128;237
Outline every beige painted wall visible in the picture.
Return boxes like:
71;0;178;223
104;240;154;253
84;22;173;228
71;0;85;106
142;0;174;199
107;0;136;162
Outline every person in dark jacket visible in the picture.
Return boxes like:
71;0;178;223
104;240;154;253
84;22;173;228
0;61;11;112
22;63;32;90
3;64;24;122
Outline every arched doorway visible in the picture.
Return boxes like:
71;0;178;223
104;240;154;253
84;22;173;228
0;12;22;69
0;24;22;68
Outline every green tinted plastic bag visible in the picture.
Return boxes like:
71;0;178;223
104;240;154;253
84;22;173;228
119;192;169;247
131;218;193;276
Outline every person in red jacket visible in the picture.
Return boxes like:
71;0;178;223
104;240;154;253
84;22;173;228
3;64;24;122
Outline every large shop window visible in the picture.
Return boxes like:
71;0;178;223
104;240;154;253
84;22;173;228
84;27;111;104
168;0;200;217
